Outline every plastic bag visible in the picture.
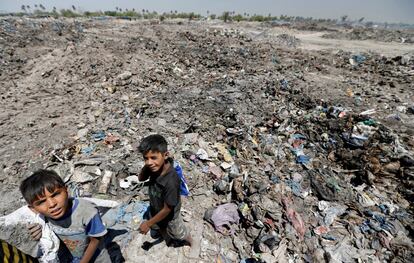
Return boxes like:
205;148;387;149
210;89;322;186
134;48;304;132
173;161;190;196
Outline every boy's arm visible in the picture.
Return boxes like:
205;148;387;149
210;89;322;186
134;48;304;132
82;206;107;263
80;236;101;263
139;202;172;234
138;165;150;181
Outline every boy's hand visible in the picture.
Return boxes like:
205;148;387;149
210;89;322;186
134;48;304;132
28;223;42;240
139;221;151;234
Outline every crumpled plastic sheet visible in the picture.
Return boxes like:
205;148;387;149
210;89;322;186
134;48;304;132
81;144;96;155
0;206;60;263
323;204;347;226
210;203;240;234
352;54;366;63
362;210;404;235
285;179;302;197
272;238;288;263
254;233;280;252
282;197;305;240
296;155;310;164
341;132;367;148
279;79;289;90
102;201;149;228
325;237;376;263
91;130;106;141
289;134;311;164
310;170;343;201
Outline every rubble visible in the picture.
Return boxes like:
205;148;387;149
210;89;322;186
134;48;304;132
323;27;414;43
0;16;413;262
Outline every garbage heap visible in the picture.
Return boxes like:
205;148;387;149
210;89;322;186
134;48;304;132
0;18;413;262
49;72;414;262
322;27;414;43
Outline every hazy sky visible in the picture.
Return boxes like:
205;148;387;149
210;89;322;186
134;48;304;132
1;0;413;24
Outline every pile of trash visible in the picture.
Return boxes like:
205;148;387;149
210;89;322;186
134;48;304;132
0;17;413;262
181;96;414;262
323;28;414;43
274;34;301;48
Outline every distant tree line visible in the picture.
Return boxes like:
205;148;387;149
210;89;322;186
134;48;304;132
5;5;373;26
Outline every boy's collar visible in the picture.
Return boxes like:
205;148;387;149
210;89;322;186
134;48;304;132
160;160;172;177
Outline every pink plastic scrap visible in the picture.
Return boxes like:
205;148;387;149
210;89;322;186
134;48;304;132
211;203;240;234
282;197;306;240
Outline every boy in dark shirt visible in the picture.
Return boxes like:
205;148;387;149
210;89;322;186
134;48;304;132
138;134;192;247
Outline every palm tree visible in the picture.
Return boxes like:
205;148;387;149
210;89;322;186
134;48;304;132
21;5;26;12
115;7;119;11
72;5;76;11
52;6;57;13
39;4;45;11
26;5;31;13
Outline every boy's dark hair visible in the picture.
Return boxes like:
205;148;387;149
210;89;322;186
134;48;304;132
20;169;65;204
138;134;168;154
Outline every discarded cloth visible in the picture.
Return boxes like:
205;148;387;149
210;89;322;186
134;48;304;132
205;203;240;234
282;197;306;240
102;200;149;228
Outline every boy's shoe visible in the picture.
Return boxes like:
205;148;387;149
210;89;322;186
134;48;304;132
150;229;161;239
166;239;190;248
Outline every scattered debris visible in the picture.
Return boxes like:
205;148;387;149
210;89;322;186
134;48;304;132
0;17;413;263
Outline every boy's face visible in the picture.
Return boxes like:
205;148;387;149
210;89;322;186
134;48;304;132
30;187;69;220
143;150;168;173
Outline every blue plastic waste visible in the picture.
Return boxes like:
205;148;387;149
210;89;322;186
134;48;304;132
102;201;149;228
360;220;371;233
296;155;311;164
81;145;96;155
290;134;311;164
174;161;190;196
285;179;302;196
91;131;106;141
270;175;280;184
351;54;366;65
280;79;289;90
